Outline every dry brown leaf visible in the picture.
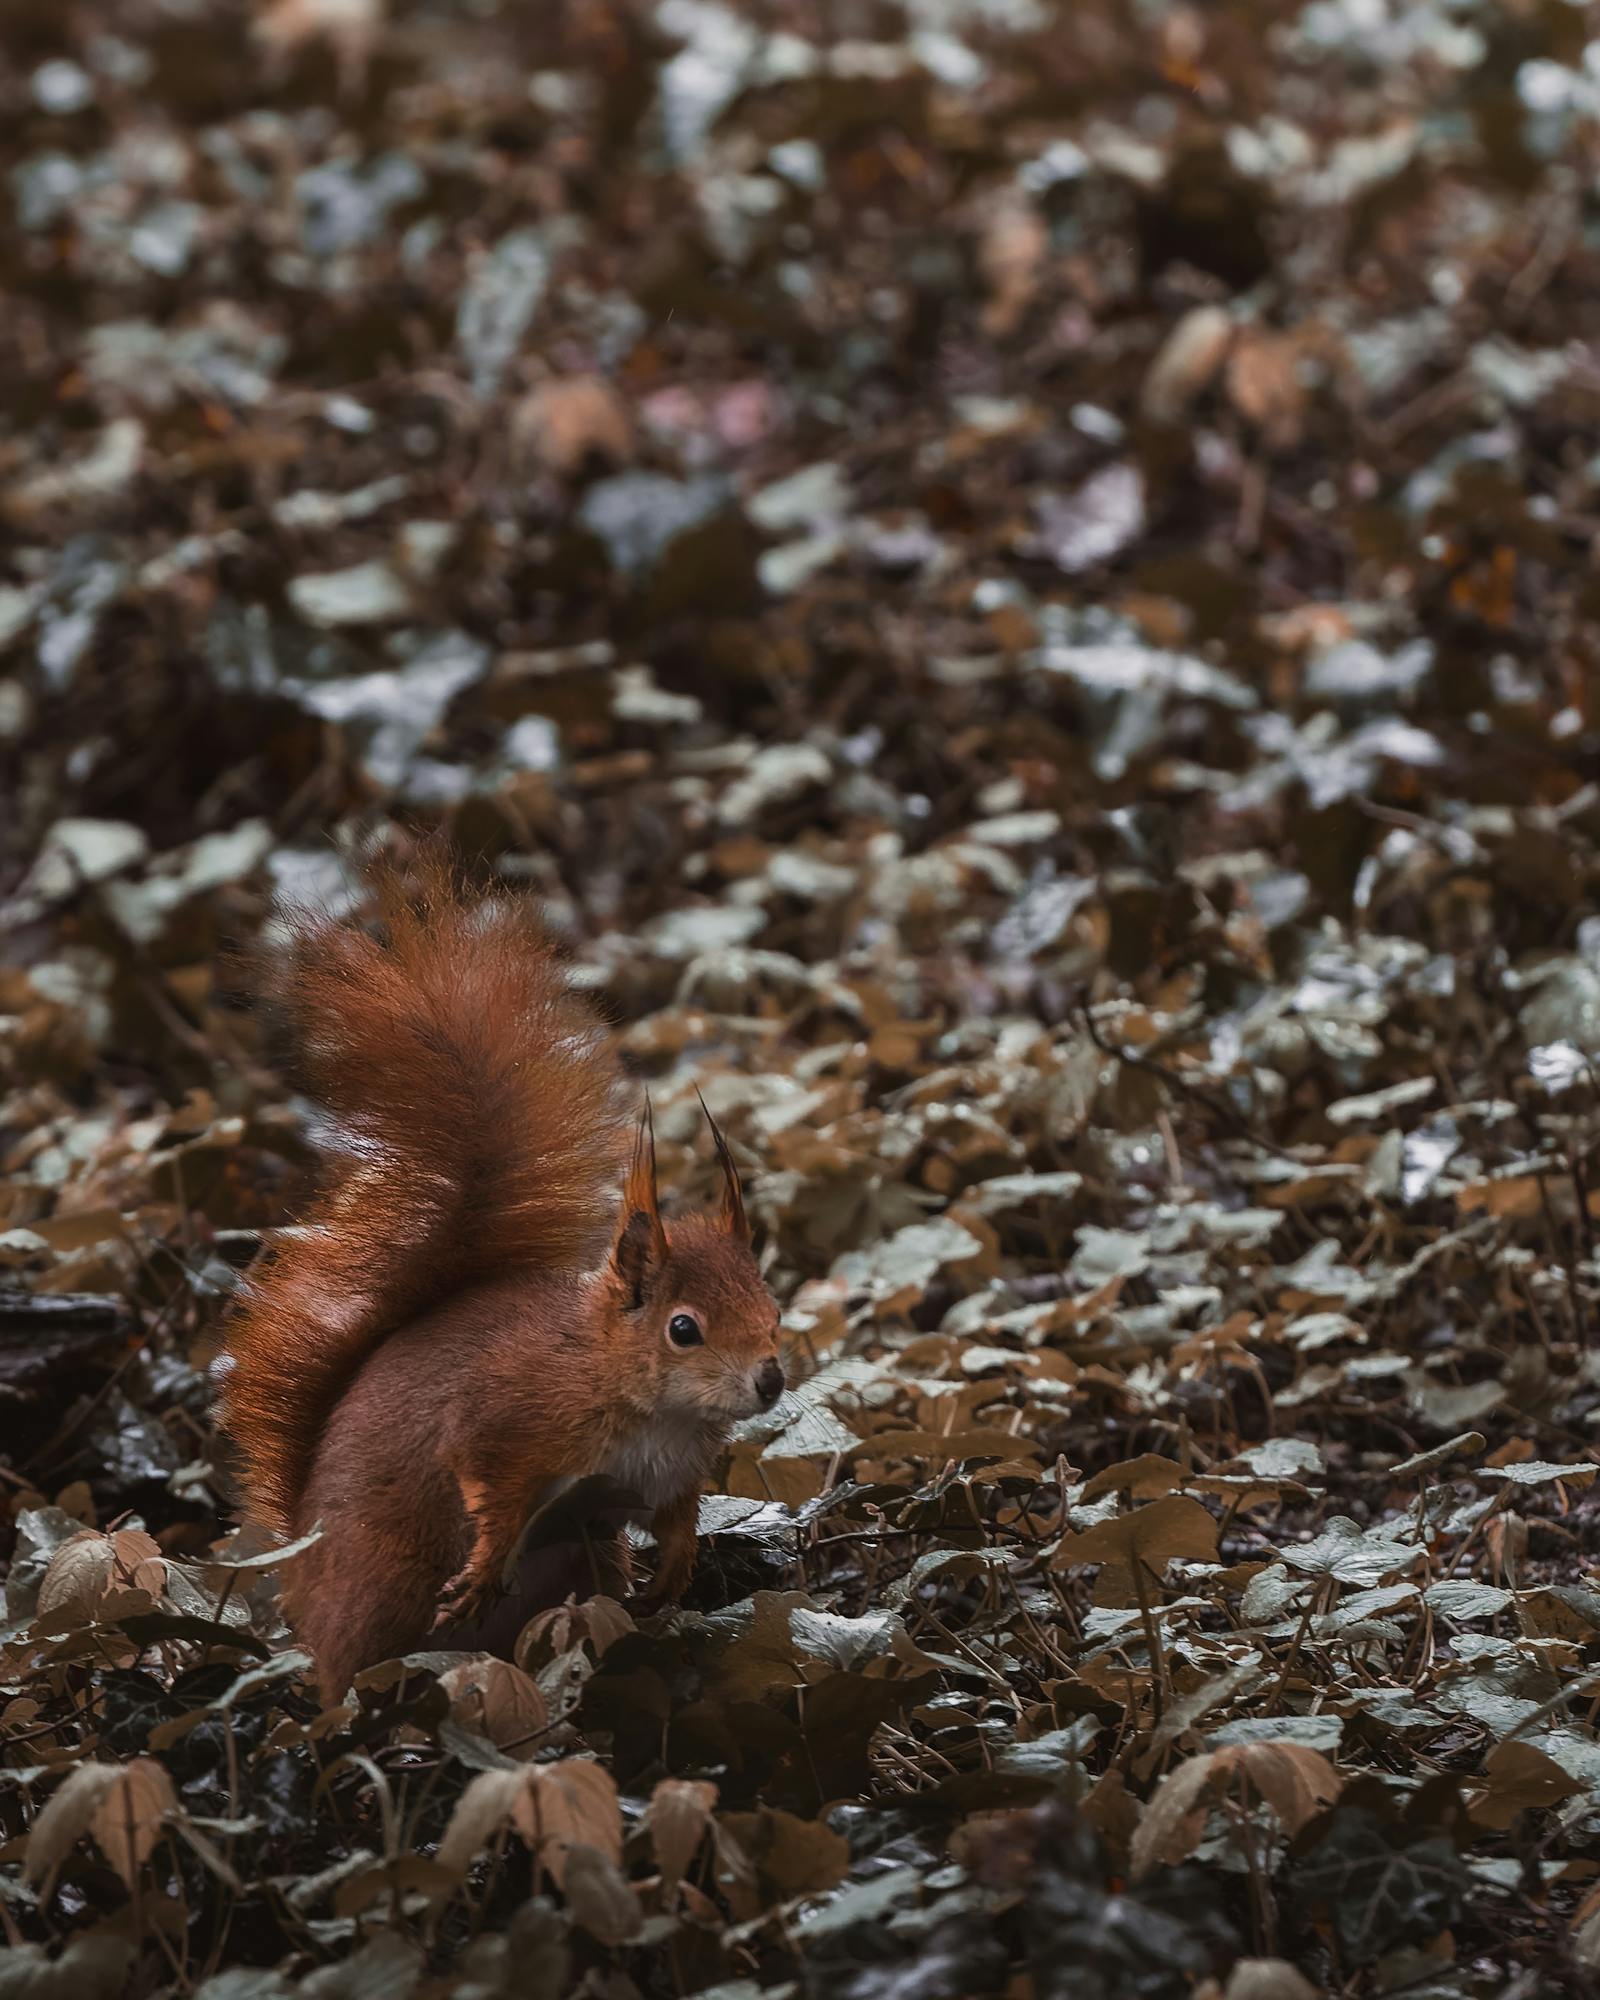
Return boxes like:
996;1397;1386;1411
1056;1496;1216;1568
514;378;635;476
514;1594;634;1672
1232;1742;1341;1838
254;0;383;86
1226;328;1306;449
35;1534;116;1627
850;1427;1043;1469
89;1759;178;1890
24;1763;121;1885
438;1658;548;1758
1131;1744;1340;1879
513;1758;623;1888
1142;305;1234;422
435;1757;622;1889
29;1759;179;1891
111;1530;165;1595
36;1528;164;1628
1457;1174;1544;1220
1129;1748;1218;1879
1081;1453;1186;1502
435;1768;525;1881
1470;1739;1582;1830
645;1778;718;1891
979;195;1049;337
716;1804;850;1919
1259;603;1355;653
562;1841;643;1944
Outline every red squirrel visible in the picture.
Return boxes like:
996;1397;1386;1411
219;856;784;1699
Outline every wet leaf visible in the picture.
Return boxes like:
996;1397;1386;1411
1031;466;1147;576
1293;1808;1472;1963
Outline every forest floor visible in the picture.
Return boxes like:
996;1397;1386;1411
6;1;1600;1995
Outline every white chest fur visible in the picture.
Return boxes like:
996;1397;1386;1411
600;1415;715;1510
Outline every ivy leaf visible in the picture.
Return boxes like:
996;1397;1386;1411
1292;1807;1472;1962
1274;1517;1423;1588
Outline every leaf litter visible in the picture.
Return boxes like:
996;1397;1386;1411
6;0;1600;1995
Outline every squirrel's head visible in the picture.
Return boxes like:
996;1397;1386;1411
608;1103;784;1421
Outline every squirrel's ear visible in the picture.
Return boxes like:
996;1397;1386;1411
613;1103;667;1305
699;1093;750;1244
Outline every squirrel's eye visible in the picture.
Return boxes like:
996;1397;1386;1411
667;1312;704;1349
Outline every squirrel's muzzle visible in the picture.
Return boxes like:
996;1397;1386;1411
754;1357;785;1409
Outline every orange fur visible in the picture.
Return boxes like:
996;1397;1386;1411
219;856;783;1699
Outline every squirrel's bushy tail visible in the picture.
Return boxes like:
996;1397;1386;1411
221;854;629;1534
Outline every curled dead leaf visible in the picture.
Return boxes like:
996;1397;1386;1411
979;194;1049;337
514;377;634;476
562;1841;643;1944
254;0;384;89
23;1764;120;1887
436;1757;622;1891
26;1758;176;1891
36;1528;165;1629
1131;1743;1340;1880
437;1657;548;1758
1226;327;1306;449
645;1778;718;1892
1142;305;1234;422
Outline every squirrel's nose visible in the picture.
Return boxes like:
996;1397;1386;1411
754;1357;785;1408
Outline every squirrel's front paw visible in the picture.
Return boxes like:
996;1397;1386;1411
633;1563;692;1619
433;1565;493;1632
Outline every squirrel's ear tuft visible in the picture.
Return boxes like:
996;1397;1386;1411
699;1093;750;1244
613;1103;667;1304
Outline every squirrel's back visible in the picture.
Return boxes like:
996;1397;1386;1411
220;855;630;1534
